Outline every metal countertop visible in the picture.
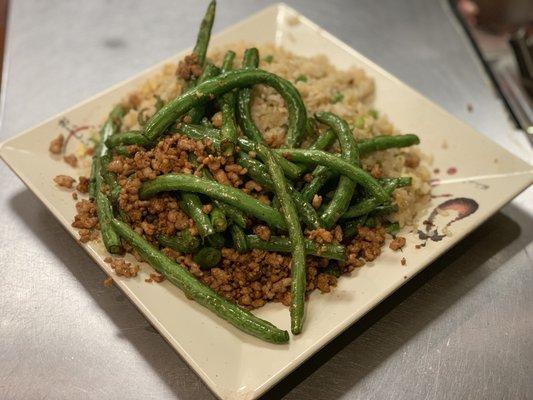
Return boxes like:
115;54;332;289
0;1;531;399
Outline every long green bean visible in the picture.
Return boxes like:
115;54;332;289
210;206;228;232
157;231;200;253
230;225;249;253
180;194;215;238
192;0;216;67
236;152;321;229
186;63;221;124
143;69;307;148
219;51;238;156
212;200;247;228
237;48;263;143
193;247;221;270
110;218;289;344
253;142;306;335
357;134;420;155
105;131;148;148
139;173;287;230
273;148;389;204
341;177;412;219
246;235;345;261
89;105;126;198
315;112;359;229
94;160;122;254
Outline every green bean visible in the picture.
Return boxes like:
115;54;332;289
113;145;131;156
209;206;228;232
237;48;263;143
193;247;222;270
341;177;411;219
221;50;236;73
93;158;122;254
110;218;289;344
230;225;249;253
357;134;420;155
143;69;307;149
89;105;126;198
206;232;225;248
157;231;200;254
89;105;126;253
219;51;238;156
309;128;336;150
371;204;399;216
273;148;389;204
139;173;287;229
342;216;367;240
292;128;337;177
100;154;121;205
192;0;216;67
105;131;148;148
315;112;359;229
186;63;221;124
379;177;412;188
253;142;306;335
364;216;377;228
297;130;340;200
246;235;345;261
236;152;321;229
213;200;248;228
180;194;214;238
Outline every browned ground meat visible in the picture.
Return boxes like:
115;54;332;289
176;53;202;80
63;154;78;167
306;228;334;244
76;176;89;193
145;273;165;283
72;199;98;230
311;194;323;209
211;112;222;128
53;175;75;188
253;225;271;241
344;226;387;267
49;134;64;154
104;257;140;278
389;236;406;251
370;163;382;179
404;152;420;168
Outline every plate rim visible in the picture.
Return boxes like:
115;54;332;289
1;3;532;399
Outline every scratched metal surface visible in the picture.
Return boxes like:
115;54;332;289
0;0;532;399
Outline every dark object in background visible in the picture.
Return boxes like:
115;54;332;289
453;0;533;143
0;0;8;89
509;29;533;96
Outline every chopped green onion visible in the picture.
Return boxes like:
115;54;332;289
331;92;344;104
355;116;365;129
295;74;308;83
263;55;274;64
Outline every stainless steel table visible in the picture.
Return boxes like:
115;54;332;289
1;1;531;399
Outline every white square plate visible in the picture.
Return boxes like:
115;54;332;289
1;4;532;399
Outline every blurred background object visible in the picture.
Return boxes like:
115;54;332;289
453;0;533;141
0;0;7;88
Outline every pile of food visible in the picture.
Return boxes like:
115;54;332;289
53;0;431;343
